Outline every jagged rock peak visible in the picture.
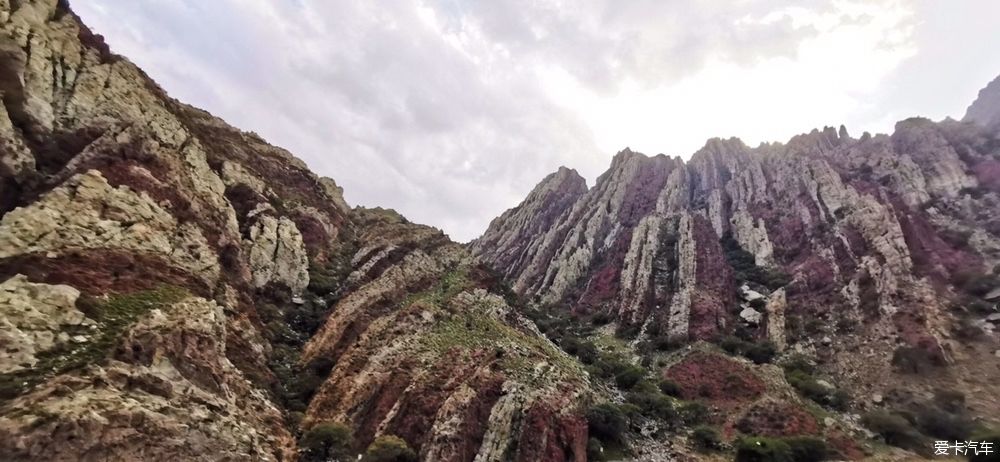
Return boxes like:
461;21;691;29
964;73;1000;128
470;165;587;277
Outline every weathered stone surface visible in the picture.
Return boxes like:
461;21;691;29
245;215;310;294
0;295;294;461
0;274;88;373
0;170;220;284
965;74;1000;130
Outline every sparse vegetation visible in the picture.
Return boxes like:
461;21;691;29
781;355;849;411
735;435;829;462
722;233;792;291
0;286;188;401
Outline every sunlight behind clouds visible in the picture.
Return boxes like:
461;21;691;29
538;0;918;157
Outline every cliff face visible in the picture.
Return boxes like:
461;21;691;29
475;103;1000;413
0;2;590;461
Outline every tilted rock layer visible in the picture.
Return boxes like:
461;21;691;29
0;2;591;461
474;99;1000;411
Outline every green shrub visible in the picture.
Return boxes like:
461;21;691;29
721;233;792;290
587;437;605;461
678;401;709;425
626;391;676;421
362;435;417;462
744;342;777;364
300;422;353;462
785;436;828;462
720;336;777;364
691;425;721;450
913;403;974;441
614;365;646;390
658;379;682;397
587;404;628;443
735;436;793;462
861;411;922;449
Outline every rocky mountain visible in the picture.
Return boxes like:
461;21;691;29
2;1;1000;461
0;2;591;460
474;75;1000;458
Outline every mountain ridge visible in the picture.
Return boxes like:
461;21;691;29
1;1;999;461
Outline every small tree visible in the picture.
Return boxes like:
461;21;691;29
300;422;353;462
691;426;721;450
362;435;417;462
587;403;628;443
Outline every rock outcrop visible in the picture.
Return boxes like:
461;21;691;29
966;74;1000;131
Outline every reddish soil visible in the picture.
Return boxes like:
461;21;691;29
663;352;765;403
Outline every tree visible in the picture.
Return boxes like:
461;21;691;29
363;435;417;462
300;422;354;462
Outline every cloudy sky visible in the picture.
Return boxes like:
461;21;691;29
75;0;1000;242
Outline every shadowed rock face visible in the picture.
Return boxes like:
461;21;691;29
0;2;590;461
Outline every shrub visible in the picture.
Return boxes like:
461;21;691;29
735;436;793;462
362;435;417;462
912;399;974;441
691;425;721;450
861;411;922;449
587;437;605;461
658;379;682;397
720;336;776;364
614;365;646;390
300;422;353;462
587;404;628;443
651;335;678;351
626;391;676;421
678;401;709;425
744;342;777;364
785;436;828;462
891;346;944;374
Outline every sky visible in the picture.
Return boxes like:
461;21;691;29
74;0;1000;242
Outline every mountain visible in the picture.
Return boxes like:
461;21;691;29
966;74;1000;133
2;1;1000;461
0;2;590;460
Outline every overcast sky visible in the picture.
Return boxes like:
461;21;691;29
75;0;1000;242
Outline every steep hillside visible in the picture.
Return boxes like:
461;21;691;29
0;2;592;460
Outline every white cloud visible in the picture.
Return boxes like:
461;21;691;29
72;0;1000;241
